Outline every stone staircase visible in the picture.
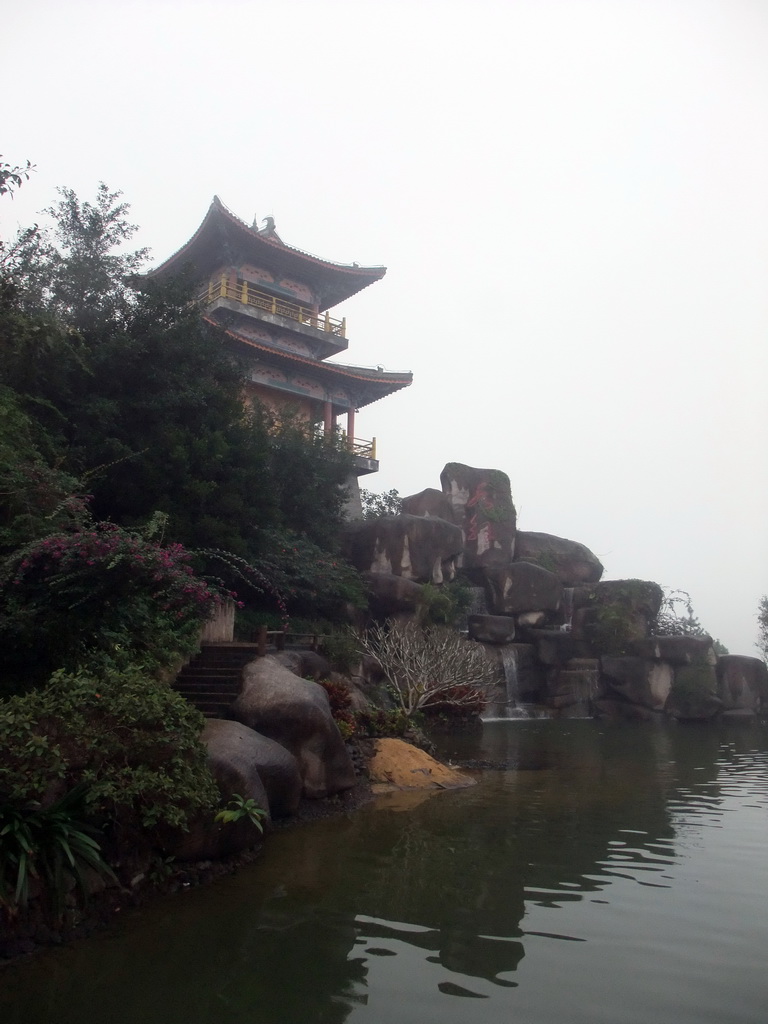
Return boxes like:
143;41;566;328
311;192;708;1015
173;643;261;718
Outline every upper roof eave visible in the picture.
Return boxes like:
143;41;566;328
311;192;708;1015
146;197;386;309
206;318;412;407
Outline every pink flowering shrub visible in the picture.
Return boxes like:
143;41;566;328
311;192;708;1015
0;523;221;693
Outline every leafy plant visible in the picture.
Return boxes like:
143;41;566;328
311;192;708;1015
418;579;473;626
353;707;410;738
214;795;266;832
359;488;403;519
319;630;361;673
0;784;115;923
0;520;222;693
318;676;357;737
0;668;219;832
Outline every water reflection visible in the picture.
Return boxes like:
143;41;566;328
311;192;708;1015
2;720;767;1024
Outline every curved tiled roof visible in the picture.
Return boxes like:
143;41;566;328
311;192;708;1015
148;197;386;310
206;317;412;408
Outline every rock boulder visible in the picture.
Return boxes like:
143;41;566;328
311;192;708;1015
716;655;768;712
514;531;604;585
439;463;516;575
172;719;273;862
401;488;454;521
343;514;463;584
232;657;356;799
483;562;563;616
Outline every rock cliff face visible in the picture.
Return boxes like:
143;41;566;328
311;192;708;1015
345;462;765;722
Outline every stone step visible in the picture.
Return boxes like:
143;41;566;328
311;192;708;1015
173;679;241;694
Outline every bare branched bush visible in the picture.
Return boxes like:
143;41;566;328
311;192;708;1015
357;620;497;717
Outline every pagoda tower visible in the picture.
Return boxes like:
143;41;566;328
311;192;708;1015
148;197;412;478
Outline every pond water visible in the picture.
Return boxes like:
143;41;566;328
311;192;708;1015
2;719;767;1024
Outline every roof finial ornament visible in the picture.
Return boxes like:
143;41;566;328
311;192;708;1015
260;215;277;237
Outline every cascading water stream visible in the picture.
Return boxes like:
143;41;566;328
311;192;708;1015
483;645;528;720
561;586;575;632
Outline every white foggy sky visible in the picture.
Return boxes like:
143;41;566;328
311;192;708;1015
3;0;767;656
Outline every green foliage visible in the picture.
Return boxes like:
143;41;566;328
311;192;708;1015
0;668;219;832
0;383;85;554
583;580;663;655
318;630;362;673
654;588;706;638
318;677;356;737
353;707;410;738
359;487;402;519
0;156;34;199
11;183;149;328
0;784;115;923
418;579;473;626
0;522;220;693
214;795;266;832
252;530;365;619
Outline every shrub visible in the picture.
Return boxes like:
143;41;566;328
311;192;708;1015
319;631;361;673
318;677;356;738
0;668;219;833
0;784;115;924
357;620;497;718
0;522;221;692
353;707;410;738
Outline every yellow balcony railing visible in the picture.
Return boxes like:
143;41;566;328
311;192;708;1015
348;436;376;460
200;276;346;338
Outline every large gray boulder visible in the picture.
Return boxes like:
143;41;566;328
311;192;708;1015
601;656;673;711
546;659;599;717
483;562;563;616
364;571;424;618
467;614;516;644
343;514;463;584
666;662;722;720
716;655;768;713
634;635;717;665
576;580;663;653
401;488;454;521
171;719;273;862
439;463;516;575
513;531;603;586
231;657;355;799
205;719;301;819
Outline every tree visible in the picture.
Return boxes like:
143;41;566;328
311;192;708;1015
357;620;498;717
11;183;148;328
360;487;402;519
758;596;768;662
2;183;361;620
0;156;34;199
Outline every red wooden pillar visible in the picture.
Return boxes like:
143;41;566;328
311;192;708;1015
323;400;333;436
347;406;356;446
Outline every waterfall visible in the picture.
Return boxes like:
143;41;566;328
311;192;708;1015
482;644;529;720
500;645;519;710
560;587;575;632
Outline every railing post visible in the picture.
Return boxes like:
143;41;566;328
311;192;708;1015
341;317;346;338
277;630;286;652
220;273;228;298
371;437;377;460
271;296;277;314
241;280;248;304
257;624;267;658
207;279;214;303
324;311;331;332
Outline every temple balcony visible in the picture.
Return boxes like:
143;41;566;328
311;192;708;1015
347;435;378;476
199;275;348;358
